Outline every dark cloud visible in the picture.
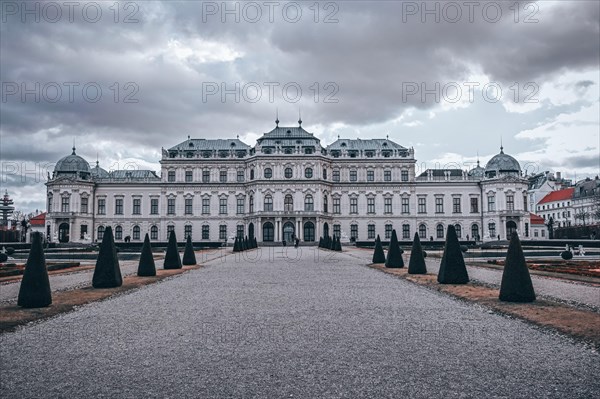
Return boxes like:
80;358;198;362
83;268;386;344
1;1;598;211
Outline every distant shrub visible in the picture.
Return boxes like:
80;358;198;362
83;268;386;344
460;245;468;253
422;251;427;258
0;253;7;263
561;251;573;260
6;247;15;255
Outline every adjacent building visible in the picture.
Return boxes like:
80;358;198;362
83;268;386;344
45;121;530;244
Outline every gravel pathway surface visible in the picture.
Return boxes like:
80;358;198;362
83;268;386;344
347;247;600;310
0;248;226;304
1;247;598;398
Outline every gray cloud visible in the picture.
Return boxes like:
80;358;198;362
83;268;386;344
1;1;599;211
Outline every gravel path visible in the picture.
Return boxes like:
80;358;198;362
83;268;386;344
347;247;600;310
1;247;598;398
0;248;227;304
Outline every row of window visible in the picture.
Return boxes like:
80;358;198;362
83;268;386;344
537;201;571;211
165;168;411;182
97;224;231;241
361;223;481;241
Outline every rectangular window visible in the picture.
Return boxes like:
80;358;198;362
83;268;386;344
185;224;192;238
506;195;514;211
237;225;244;239
384;197;392;214
237;198;245;214
350;224;358;240
185;198;193;215
167;225;175;236
523;195;528;212
402;224;410;239
367;198;375;214
80;197;88;214
237;170;244;182
333;170;340;182
488;223;496;238
220;170;227;183
185;170;193;182
249;196;254;213
115;198;123;215
219;198;227;214
541;230;545;237
333;198;340;214
219;225;227;240
132;198;141;215
401;170;409;182
150;198;158;215
453;197;461;214
350;170;357;182
61;197;70;213
385;224;392;239
435;197;444;214
350;198;358;214
97;199;105;215
202;225;210;240
333;224;341;238
367;170;374;182
368;224;375;239
488;195;496;212
48;196;53;212
402;197;409;214
167;198;175;215
202;198;210;214
418;197;426;214
168;170;175;182
384;170;391;182
202;170;210;183
80;224;88;240
470;198;478;213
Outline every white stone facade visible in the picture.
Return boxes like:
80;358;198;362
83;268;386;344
46;124;530;244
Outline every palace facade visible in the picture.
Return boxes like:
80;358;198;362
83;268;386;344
46;121;530;244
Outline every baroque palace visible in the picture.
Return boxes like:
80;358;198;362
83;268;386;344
46;120;529;244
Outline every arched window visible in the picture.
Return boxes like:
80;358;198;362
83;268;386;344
323;195;328;213
304;222;315;242
263;222;274;242
304;194;314;211
249;195;254;213
264;168;272;178
285;168;293;178
471;224;479;241
97;225;105;241
132;225;141;240
150;225;158;240
284;194;293;212
323;168;327;179
305;168;313;178
419;224;427;239
436;224;444;239
115;225;123;240
250;169;255;180
264;195;273;211
455;224;462;238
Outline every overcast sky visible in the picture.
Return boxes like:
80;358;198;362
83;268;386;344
1;0;599;213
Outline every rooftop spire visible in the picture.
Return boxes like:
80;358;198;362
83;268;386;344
477;151;480;167
298;109;302;126
72;138;76;155
500;137;504;154
275;108;279;127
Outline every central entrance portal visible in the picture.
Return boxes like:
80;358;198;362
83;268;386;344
283;222;295;243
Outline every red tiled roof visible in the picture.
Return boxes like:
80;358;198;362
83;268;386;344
29;212;46;226
538;188;574;205
529;213;545;225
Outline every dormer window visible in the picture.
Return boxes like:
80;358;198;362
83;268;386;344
188;142;194;147
341;142;347;147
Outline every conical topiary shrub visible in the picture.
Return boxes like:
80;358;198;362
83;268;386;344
252;237;257;248
233;236;239;252
385;230;404;268
372;235;386;263
182;235;197;265
318;237;323;248
164;230;182;269
499;232;536;302
408;232;427;274
244;236;249;251
137;233;156;276
330;235;336;250
17;232;52;308
437;225;469;284
92;226;123;288
335;235;342;251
